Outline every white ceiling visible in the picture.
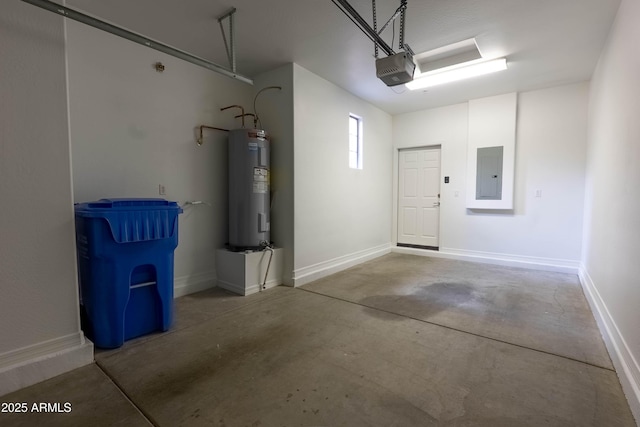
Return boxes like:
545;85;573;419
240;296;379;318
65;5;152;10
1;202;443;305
67;0;621;115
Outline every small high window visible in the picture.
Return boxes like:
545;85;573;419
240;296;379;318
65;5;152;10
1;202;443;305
349;114;363;169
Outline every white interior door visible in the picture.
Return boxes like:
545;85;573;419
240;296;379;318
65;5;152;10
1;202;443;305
398;147;441;248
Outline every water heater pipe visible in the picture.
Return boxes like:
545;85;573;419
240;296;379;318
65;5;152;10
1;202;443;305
221;105;245;127
261;245;275;291
197;125;229;146
253;86;282;129
235;113;257;128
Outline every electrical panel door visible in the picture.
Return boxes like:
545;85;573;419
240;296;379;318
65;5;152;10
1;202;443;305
476;146;503;200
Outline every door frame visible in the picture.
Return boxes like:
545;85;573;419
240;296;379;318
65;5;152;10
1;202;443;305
392;144;443;248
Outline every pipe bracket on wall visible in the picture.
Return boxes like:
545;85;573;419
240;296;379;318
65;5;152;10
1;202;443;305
21;0;253;85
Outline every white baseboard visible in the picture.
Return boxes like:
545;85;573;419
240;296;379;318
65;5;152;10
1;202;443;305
579;266;640;423
174;270;216;298
0;332;93;397
293;243;391;287
392;246;580;274
217;278;281;296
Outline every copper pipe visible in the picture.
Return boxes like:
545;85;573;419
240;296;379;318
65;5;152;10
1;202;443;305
235;113;257;128
253;86;282;129
197;125;229;146
220;104;245;127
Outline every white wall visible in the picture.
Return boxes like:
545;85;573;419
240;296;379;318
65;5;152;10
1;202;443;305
0;2;92;396
581;0;640;419
393;83;589;270
66;21;253;296
292;64;393;285
253;64;295;285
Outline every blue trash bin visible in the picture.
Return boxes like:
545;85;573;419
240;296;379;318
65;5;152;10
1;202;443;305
74;198;183;348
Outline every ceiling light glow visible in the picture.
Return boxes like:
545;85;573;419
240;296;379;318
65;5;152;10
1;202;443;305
405;58;507;90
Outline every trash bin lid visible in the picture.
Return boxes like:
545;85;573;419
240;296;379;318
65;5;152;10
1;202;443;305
74;198;183;243
75;198;181;213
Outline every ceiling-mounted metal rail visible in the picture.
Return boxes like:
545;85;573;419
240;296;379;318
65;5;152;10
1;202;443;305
399;1;406;50
376;0;406;37
332;0;395;57
21;0;253;85
218;8;237;73
372;0;378;58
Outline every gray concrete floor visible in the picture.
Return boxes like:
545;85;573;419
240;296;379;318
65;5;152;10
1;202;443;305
1;253;636;426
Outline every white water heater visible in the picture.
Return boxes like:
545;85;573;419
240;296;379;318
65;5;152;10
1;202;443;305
228;128;270;249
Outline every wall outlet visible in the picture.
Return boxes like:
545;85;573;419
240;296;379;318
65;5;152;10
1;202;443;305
535;189;542;198
158;184;166;195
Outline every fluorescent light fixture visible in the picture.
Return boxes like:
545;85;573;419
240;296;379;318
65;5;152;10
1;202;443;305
405;58;507;90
